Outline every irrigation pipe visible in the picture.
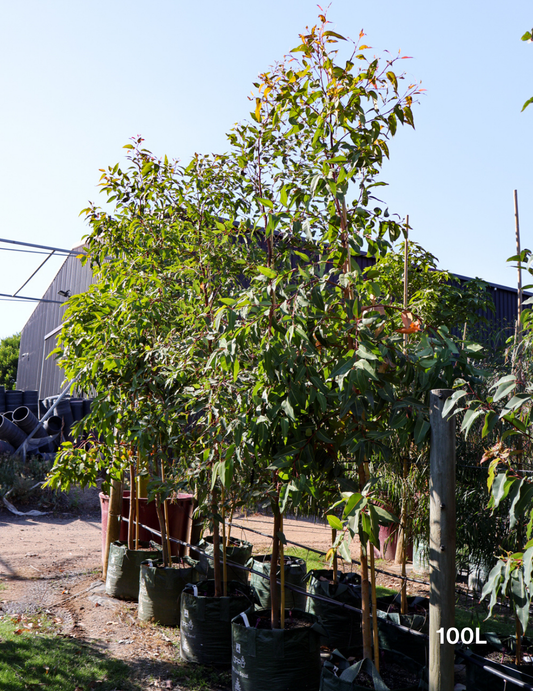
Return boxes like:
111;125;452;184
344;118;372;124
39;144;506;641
124;517;533;688
226;518;431;588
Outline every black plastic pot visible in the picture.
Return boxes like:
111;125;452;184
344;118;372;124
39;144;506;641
196;536;253;585
0;414;27;448
105;541;161;601
138;557;200;626
305;570;363;654
13;406;47;438
43;415;63;451
82;398;93;417
0;386;5;414
231;608;324;691
70;398;84;422
5;390;23;410
55;398;74;438
180;580;254;665
320;648;426;691
22;390;39;419
249;554;307;611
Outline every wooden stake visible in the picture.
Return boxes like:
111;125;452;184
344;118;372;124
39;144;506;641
103;477;123;578
429;390;456;691
514;190;522;341
280;514;285;629
221;488;228;597
159;464;172;559
332;528;338;583
128;463;136;551
358;463;372;660
369;545;380;672
212;490;222;598
135;456;140;550
270;508;281;629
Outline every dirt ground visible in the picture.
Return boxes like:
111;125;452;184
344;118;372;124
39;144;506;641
0;487;429;688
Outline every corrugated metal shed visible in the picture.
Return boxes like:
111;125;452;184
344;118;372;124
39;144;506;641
16;246;93;398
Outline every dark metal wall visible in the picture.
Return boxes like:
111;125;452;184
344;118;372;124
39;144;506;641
16;247;93;399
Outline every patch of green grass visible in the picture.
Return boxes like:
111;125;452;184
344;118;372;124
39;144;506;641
285;546;328;572
375;585;398;598
0;614;136;691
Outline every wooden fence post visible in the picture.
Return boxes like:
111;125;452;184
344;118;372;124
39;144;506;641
429;389;456;691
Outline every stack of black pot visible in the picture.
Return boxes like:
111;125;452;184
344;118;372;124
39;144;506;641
0;386;93;456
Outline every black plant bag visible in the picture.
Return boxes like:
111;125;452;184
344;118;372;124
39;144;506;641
138;556;200;626
231;608;324;691
180;580;254;666
195;537;253;585
376;616;428;667
305;570;363;654
320;648;425;691
105;541;161;601
461;644;533;691
249;555;307;610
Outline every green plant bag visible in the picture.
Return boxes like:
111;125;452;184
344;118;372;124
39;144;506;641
105;541;161;601
196;537;253;585
231;608;324;691
138;557;200;626
180;580;254;666
305;570;363;654
249;555;307;610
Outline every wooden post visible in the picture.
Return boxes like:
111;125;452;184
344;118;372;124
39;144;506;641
429;390;456;691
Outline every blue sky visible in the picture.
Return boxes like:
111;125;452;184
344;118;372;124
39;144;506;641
0;0;531;339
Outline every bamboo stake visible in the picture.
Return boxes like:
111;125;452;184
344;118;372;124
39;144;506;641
160;463;172;559
135;455;140;550
226;497;235;547
358;463;372;660
221;487;228;597
270;508;281;629
514;190;522;341
398;216;410;615
514;190;524;665
212;490;222;597
332;528;338;583
103;477;123;578
280;513;285;629
128;463;136;551
369;545;380;673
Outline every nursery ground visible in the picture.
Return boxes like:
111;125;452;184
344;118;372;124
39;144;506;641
0;490;432;690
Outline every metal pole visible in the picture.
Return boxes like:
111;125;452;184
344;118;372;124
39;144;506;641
429;389;456;691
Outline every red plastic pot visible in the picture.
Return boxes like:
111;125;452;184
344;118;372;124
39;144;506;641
100;491;194;569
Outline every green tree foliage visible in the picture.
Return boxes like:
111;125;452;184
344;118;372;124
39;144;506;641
372;241;494;332
0;333;20;390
